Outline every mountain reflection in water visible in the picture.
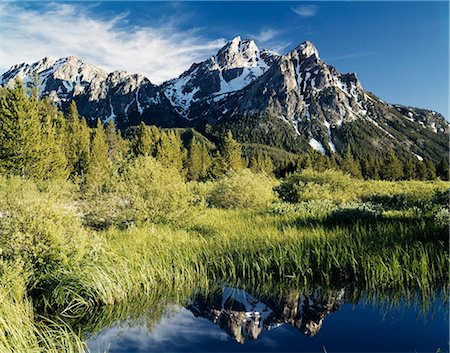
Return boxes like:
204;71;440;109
86;283;447;353
186;286;347;344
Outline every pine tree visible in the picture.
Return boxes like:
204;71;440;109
85;119;110;194
155;130;185;173
423;158;437;180
415;161;428;180
133;122;159;157
39;105;68;180
360;157;371;179
249;155;259;173
340;144;362;178
0;82;44;178
403;155;417;180
186;137;203;181
105;119;128;170
65;101;81;175
251;152;274;175
380;151;404;181
77;117;91;176
220;131;243;172
436;157;449;181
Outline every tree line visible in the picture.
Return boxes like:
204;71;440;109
0;83;448;185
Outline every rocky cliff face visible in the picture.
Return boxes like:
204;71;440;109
0;56;180;129
1;37;448;160
162;36;279;116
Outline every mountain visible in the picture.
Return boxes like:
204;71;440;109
186;286;347;344
192;41;448;161
0;56;182;129
1;37;448;161
162;36;279;117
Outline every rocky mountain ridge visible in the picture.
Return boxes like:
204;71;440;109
1;36;448;161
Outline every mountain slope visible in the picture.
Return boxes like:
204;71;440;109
191;41;448;161
0;56;182;129
1;38;448;161
162;36;279;116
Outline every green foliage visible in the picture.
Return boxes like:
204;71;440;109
381;150;404;181
340;144;362;178
118;155;190;225
276;169;354;203
83;155;191;228
0;83;68;180
0;176;88;281
132;122;160;157
155;130;186;173
85;120;110;194
249;152;274;175
220;131;244;172
435;157;449;181
207;169;276;209
186;137;212;181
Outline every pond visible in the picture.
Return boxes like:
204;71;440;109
87;284;448;352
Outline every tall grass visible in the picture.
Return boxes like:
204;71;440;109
0;172;448;352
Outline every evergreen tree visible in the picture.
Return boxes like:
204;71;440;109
360;157;371;179
186;137;203;181
423;158;437;180
155;130;185;173
64;101;91;177
186;137;211;181
380;151;404;181
403;155;417;180
436;157;449;181
133;122;160;157
40;111;68;180
415;161;428;180
340;144;362;178
77;117;91;176
0;83;44;178
220;131;243;172
249;152;274;175
85;119;110;194
65;101;81;174
105;119;128;170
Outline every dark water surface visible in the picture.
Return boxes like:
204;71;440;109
87;285;448;353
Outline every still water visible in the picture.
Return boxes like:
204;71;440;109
87;285;448;352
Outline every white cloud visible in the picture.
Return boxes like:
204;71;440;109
0;3;227;83
252;28;279;43
291;5;318;17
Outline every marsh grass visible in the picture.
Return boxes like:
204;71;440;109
0;173;448;352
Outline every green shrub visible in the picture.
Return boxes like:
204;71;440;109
0;176;88;282
275;169;356;203
116;155;190;226
207;169;277;209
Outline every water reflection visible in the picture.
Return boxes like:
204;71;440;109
86;283;447;352
187;286;349;343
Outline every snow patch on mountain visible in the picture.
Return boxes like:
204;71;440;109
162;36;279;112
309;138;326;155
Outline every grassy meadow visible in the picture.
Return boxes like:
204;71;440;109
0;167;448;352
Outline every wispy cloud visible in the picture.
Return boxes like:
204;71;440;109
252;28;279;43
291;5;318;17
0;3;226;83
324;52;376;61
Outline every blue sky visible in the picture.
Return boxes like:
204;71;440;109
0;1;448;117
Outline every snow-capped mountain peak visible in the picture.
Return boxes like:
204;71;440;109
297;40;320;60
162;36;280;115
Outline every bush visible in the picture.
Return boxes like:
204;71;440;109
207;169;276;209
116;156;190;226
275;169;355;203
0;176;88;281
